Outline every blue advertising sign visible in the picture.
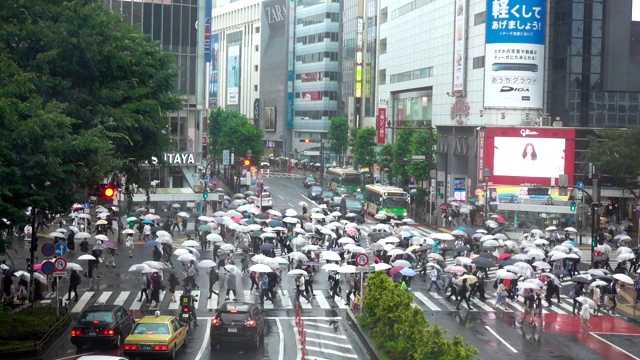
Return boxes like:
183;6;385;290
483;0;546;109
208;33;220;107
486;0;546;45
204;176;211;183
204;0;212;63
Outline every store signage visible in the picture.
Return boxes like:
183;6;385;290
151;153;196;165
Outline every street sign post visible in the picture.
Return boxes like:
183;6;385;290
204;175;211;183
41;261;55;275
355;253;369;267
53;271;66;277
54;243;68;258
257;173;264;181
53;258;67;272
222;150;230;166
41;243;55;257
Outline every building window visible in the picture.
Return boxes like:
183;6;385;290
389;66;433;84
255;26;260;33
254;84;258;92
255;45;259;52
380;7;387;24
379;69;386;85
379;38;387;54
472;56;485;69
255;65;259;71
474;11;486;26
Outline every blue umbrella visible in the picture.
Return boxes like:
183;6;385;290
270;220;284;227
142;219;154;224
400;268;416;277
472;233;484;239
400;231;416;238
144;240;159;247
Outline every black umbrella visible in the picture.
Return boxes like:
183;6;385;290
415;244;432;253
478;252;495;259
238;244;250;252
571;276;591;284
490;227;504;235
593;275;613;283
368;232;392;241
479;246;495;252
498;259;518;268
259;243;274;252
455;245;470;253
254;213;269;220
594;256;607;262
472;257;494;268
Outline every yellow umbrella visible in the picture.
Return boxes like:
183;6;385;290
456;275;478;285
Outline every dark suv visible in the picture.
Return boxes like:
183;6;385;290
70;304;134;349
210;302;266;350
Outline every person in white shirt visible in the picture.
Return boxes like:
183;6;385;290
143;224;151;242
428;267;442;292
580;302;592;332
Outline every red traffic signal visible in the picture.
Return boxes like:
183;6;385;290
242;158;252;166
300;139;311;143
98;184;117;199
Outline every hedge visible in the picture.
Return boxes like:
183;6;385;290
0;306;70;353
360;272;479;360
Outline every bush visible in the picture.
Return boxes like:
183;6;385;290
361;272;478;360
0;306;70;352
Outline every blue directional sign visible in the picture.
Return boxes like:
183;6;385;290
41;261;55;275
204;175;211;183
41;242;55;257
576;181;584;190
54;242;68;257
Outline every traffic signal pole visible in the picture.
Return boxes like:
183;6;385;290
28;207;37;307
590;202;598;269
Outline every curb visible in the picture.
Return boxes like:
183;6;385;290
345;308;383;360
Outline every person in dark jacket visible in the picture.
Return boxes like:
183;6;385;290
208;268;219;298
79;239;89;254
169;273;180;302
572;283;584;315
150;273;162;308
545;279;561;308
67;270;81;302
66;231;75;252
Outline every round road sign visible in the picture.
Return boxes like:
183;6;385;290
53;257;67;271
41;242;55;257
41;261;55;275
257;173;264;181
355;253;369;267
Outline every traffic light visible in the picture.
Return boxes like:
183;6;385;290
242;158;252;166
570;201;577;212
203;189;208;200
591;239;597;248
300;138;311;143
98;184;117;199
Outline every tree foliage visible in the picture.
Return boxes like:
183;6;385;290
349;126;378;170
582;128;640;186
208;108;264;163
0;0;181;250
407;128;440;196
327;116;349;158
362;272;478;360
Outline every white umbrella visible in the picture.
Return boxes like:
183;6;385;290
595;244;611;253
475;229;488;234
483;239;501;247
320;251;341;261
54;228;67;233
431;233;455;241
545;226;557;231
283;217;299;224
224;265;240;274
338;237;355;245
495;269;518;279
288;252;308;262
77;254;96;261
322;263;341;272
197;260;216;268
392;260;412;268
74;232;92;239
48;231;65;238
587;269;607;277
251;254;268;263
451;230;466;236
576;296;597;309
249;264;273;273
221;243;235;252
177;253;197;262
589;280;609;289
142;268;158;274
480;235;496;242
427;253;444;261
182;240;201;248
454;257;472;265
517;282;542;289
552;246;570;253
617;246;634;255
274;257;289;265
612;273;634;285
387;248;406;256
374;213;387;220
564;227;577;233
292;228;306;235
66;263;83;272
285;209;298;217
527;248;546;259
373;263;392;272
128;264;151;272
485;220;499;228
302;244;320;252
177;211;190;218
143;261;167;269
530;229;544;236
345;245;365;253
512;254;531;261
311;213;325;220
532;261;551;270
550;253;567;261
617;253;636;262
206;233;223;243
259;232;277;239
157;236;173;244
122;229;135;234
338;265;358;274
155;231;171;239
380;236;400;244
288;269;308;276
533;239;549;246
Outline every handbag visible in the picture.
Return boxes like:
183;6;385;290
568;289;576;299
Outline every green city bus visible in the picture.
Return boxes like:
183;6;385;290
363;184;409;217
326;168;361;192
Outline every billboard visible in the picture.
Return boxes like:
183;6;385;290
484;0;546;109
227;44;240;105
483;127;576;186
264;107;276;132
208;33;219;107
634;0;640;21
377;99;387;144
452;0;467;94
204;0;212;63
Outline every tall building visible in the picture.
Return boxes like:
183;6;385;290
293;0;341;159
211;0;262;120
104;0;208;202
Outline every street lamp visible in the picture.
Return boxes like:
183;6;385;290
483;168;491;222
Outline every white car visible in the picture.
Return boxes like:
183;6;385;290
257;191;273;210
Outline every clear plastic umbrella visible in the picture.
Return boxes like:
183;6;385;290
128;264;151;272
182;240;201;248
177;253;197;262
320;251;341;261
249;264;273;273
197;260;216;268
288;252;308;262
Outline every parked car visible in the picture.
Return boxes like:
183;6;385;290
307;186;322;200
321;190;336;204
210;302;266;350
303;175;318;188
70;305;135;349
123;314;188;359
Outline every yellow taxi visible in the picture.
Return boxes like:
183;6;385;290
122;312;188;359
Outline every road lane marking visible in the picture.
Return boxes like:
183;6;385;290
276;318;285;360
96;291;111;304
589;333;640;360
303;328;347;339
414;292;441;311
430;292;457;311
485;325;518;353
469;297;495;312
71;292;93;313
113;291;130;306
279;195;284;200
169;291;182;310
207;291;218;310
334;296;349;309
305;346;358;358
314;290;331;309
305;337;353;348
304;321;336;329
292;320;302;360
281;290;292;308
195;319;211;360
299;194;319;206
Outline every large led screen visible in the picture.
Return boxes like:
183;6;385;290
493;137;565;178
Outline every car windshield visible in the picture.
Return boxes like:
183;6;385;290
79;311;114;324
322;191;335;197
346;200;361;208
383;196;407;208
132;323;170;335
353;193;363;200
311;186;322;192
342;176;360;185
306;176;315;181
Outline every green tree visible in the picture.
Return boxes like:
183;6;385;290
327;116;349;164
350;126;377;170
0;0;181;253
583;128;640;188
209;109;264;163
390;126;413;185
407;127;439;196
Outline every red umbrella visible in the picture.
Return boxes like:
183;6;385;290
375;256;382;263
439;204;449;210
495;216;506;223
497;253;512;261
232;217;242;223
389;266;404;276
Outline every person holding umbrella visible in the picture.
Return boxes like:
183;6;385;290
208;267;219;299
295;273;310;303
545;278;561;308
571;283;585;315
455;277;473;311
225;270;237;301
169;272;180;302
150;272;162;308
580;299;593;332
125;232;134;258
138;273;150;303
66;230;75;253
105;246;117;268
67;269;81;302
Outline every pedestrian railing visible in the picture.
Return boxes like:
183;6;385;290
294;302;307;360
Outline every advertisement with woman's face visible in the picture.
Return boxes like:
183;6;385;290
492;137;565;178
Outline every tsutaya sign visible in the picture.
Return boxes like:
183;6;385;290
151;153;196;165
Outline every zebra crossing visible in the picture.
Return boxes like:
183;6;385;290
263;172;305;179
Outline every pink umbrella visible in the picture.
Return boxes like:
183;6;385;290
447;265;467;274
232;217;242;223
497;253;512;261
389;266;404;276
495;216;506;223
104;242;118;250
33;263;42;270
346;227;358;237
